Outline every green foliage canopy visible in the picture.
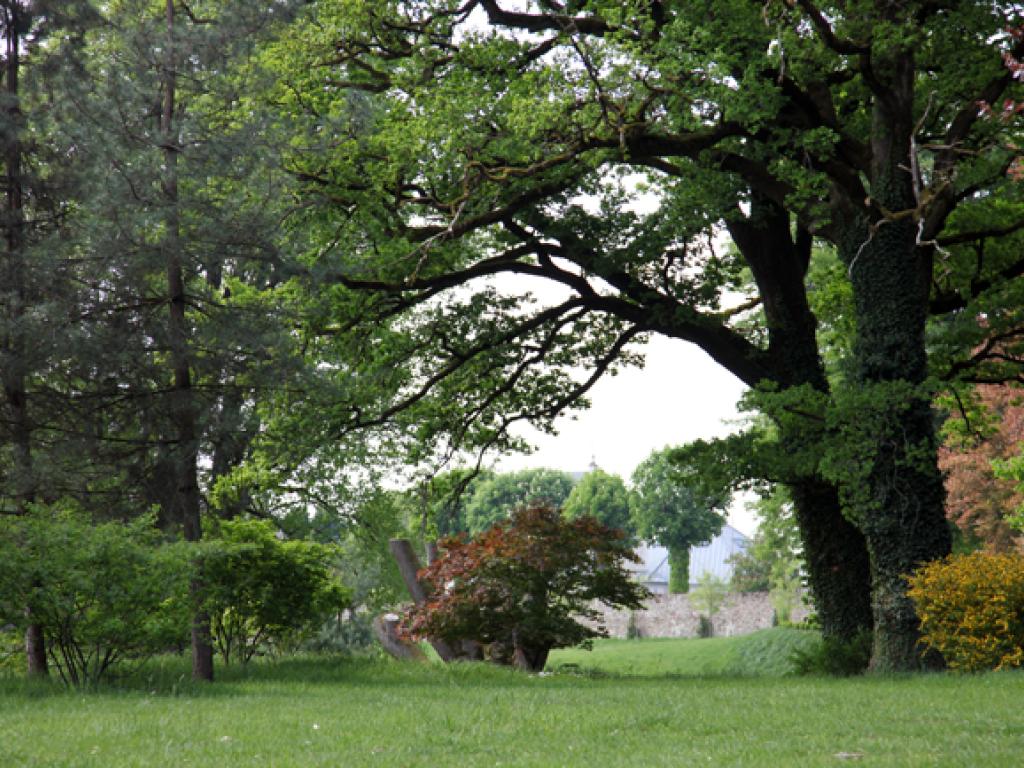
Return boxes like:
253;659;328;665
562;468;634;537
201;519;351;666
0;506;189;686
630;447;726;554
464;468;576;533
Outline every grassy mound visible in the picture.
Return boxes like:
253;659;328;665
547;628;821;677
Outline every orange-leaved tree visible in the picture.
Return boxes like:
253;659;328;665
401;505;647;672
940;384;1024;553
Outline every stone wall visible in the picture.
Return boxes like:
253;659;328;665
590;592;810;639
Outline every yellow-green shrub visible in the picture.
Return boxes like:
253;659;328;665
907;552;1024;671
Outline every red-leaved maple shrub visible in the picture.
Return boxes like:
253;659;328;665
401;504;648;671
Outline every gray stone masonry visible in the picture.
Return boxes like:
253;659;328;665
589;591;811;638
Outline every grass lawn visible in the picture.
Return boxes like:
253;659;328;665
1;631;1022;767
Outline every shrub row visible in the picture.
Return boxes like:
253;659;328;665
0;507;348;685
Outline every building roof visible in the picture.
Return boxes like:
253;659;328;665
630;524;750;586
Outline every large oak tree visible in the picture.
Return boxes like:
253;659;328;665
275;1;1024;670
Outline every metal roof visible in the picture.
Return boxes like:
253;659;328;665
630;524;751;587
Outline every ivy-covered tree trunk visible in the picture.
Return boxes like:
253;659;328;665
667;545;690;594
838;51;951;671
730;200;874;643
788;480;873;641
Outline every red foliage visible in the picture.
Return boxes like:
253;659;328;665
940;384;1024;553
400;504;647;670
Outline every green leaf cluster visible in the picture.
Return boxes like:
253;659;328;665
563;468;634;538
0;505;189;686
200;518;351;666
630;447;726;553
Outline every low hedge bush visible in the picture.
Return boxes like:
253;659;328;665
907;551;1024;671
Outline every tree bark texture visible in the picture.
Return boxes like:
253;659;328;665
838;51;951;670
729;199;874;643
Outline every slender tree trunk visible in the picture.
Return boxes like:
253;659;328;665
24;613;47;677
838;51;951;671
667;545;690;594
0;2;47;678
161;0;213;682
729;199;874;643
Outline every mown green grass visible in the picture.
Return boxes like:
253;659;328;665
2;631;1022;767
548;628;820;677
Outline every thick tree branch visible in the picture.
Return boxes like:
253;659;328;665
930;255;1024;314
476;0;614;36
936;218;1024;248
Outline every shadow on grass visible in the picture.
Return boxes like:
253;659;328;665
0;652;563;701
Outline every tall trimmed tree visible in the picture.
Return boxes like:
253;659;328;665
630;448;726;594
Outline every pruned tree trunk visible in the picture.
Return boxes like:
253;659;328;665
389;538;432;605
667;546;690;594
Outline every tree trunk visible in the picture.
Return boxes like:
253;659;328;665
512;637;550;672
838;51;951;670
841;212;951;670
0;2;48;679
161;0;213;682
24;615;47;678
667;545;690;594
729;198;874;643
788;479;872;642
373;614;427;661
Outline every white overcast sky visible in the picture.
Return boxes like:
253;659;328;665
494;333;758;536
